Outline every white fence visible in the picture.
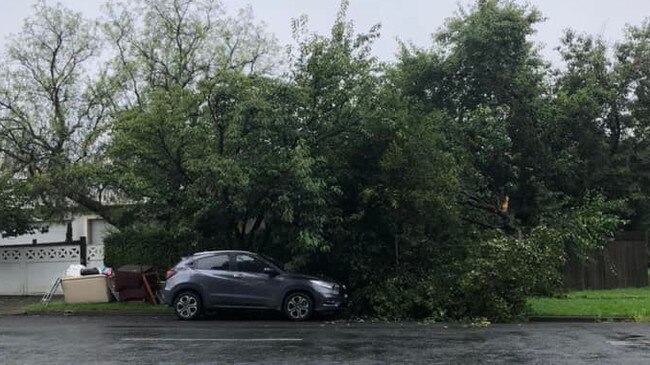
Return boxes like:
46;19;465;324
0;241;104;295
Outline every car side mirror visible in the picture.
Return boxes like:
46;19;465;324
263;267;279;276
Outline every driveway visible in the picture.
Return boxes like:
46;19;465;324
0;296;42;315
1;315;650;364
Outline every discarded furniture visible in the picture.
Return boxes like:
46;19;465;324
61;274;111;304
114;265;160;304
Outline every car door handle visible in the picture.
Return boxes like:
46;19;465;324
232;273;243;278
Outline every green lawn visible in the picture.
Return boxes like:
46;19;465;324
528;286;650;320
25;301;171;314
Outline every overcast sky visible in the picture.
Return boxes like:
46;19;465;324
1;0;649;66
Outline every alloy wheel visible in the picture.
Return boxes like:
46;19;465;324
175;293;200;320
286;293;312;320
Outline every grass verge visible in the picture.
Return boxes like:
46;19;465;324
25;301;171;314
528;286;650;320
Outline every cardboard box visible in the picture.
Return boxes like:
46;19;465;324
61;274;111;304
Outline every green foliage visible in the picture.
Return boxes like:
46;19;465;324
449;195;623;321
2;0;645;322
0;175;34;237
103;225;197;271
436;0;543;110
545;194;627;259
456;236;546;321
453;195;624;321
398;0;550;231
359;194;624;321
361;272;452;321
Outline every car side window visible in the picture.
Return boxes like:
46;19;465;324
235;254;267;273
195;254;231;271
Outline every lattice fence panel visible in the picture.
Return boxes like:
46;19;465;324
0;249;21;262
88;245;104;261
1;246;81;263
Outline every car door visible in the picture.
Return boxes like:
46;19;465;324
192;254;236;307
229;254;281;308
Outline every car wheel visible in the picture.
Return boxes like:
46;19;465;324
284;292;313;321
173;291;202;320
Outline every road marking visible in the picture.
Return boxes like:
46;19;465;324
122;338;303;342
607;340;650;347
608;341;631;346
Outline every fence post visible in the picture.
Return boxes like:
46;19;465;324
80;236;87;266
66;222;73;243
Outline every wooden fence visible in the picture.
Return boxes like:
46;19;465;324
564;231;648;290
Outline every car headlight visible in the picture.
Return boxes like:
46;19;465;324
310;280;339;292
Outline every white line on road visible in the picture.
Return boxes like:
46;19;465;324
607;340;650;347
122;338;303;342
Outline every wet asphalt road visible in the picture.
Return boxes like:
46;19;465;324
1;315;650;364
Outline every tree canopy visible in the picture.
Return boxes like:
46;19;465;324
0;0;643;320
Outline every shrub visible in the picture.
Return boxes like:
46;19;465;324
452;233;564;321
104;225;197;272
360;272;453;321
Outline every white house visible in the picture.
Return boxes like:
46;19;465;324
0;214;110;295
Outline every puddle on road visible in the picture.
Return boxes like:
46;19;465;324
607;334;650;348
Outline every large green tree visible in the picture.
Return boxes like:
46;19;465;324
0;0;276;226
396;0;551;233
547;21;650;230
0;2;114;220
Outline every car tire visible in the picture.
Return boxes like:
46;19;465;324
173;291;202;320
284;292;313;321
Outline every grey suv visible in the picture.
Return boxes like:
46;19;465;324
163;250;346;320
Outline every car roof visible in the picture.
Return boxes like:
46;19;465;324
191;250;256;257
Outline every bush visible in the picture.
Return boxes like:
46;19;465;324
350;235;557;322
104;225;197;272
359;272;453;321
451;233;564;322
444;196;624;321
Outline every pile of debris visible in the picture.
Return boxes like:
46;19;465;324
42;264;162;305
